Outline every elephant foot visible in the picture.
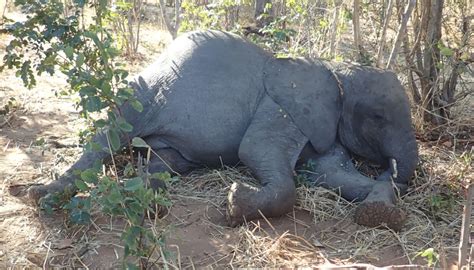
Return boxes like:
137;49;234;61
226;182;261;227
226;181;296;227
354;201;407;231
353;181;407;231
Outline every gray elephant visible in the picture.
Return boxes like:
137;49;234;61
28;30;418;230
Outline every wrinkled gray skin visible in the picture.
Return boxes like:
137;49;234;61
28;30;418;230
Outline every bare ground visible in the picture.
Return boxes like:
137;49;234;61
0;25;472;268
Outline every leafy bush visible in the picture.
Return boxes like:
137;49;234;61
2;0;171;267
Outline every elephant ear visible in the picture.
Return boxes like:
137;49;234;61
263;58;341;153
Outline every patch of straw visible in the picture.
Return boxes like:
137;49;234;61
296;185;354;223
230;223;327;268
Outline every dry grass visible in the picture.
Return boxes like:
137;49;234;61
230;225;328;267
157;141;470;268
165;139;469;268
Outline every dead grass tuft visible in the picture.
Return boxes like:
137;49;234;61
296;185;354;222
230;224;327;267
169;166;257;206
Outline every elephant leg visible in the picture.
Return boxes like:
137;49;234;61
298;144;407;231
146;147;199;191
353;181;407;231
28;133;110;204
227;96;308;226
297;143;375;202
141;147;198;218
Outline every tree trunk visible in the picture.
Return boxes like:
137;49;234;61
158;0;181;39
255;0;272;28
329;2;340;59
420;0;443;124
386;0;416;69
376;0;394;67
1;0;8;20
352;0;363;61
132;0;143;54
402;25;421;104
437;0;471;122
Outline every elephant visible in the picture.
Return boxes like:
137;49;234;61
28;30;418;230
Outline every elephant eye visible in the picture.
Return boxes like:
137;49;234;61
372;111;385;122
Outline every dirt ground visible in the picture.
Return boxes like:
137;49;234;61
0;16;472;269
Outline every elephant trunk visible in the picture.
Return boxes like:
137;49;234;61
378;134;418;193
383;138;418;192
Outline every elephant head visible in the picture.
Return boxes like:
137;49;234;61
335;65;418;189
263;58;418;189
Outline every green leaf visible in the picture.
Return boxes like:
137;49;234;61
107;186;122;204
124;163;135;177
108;129;121;151
131;137;149;148
117;117;133;132
67;198;91;224
101;80;112;95
151;171;171;182
74;179;88;191
64;46;74;60
127;201;142;213
90;142;103;152
120;71;129;80
130;99;143;112
79;86;96;96
107;111;116;122
73;0;86;7
85;96;102;112
81;169;98;184
155;193;172;207
70;209;91;224
107;47;121;57
440;47;453;57
416;247;438;266
75;52;85;67
124;177;143;191
94;119;107;128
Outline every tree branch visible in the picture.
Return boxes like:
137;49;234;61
376;0;394;67
386;0;416;69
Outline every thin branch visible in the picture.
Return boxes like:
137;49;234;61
386;0;416;69
376;0;394;67
329;2;340;59
158;0;178;39
0;112;14;128
458;184;473;268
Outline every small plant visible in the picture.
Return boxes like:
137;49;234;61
179;0;223;32
249;16;298;57
414;247;439;267
294;159;316;186
428;193;457;217
108;0;144;58
178;0;251;33
39;139;174;266
0;97;19;115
